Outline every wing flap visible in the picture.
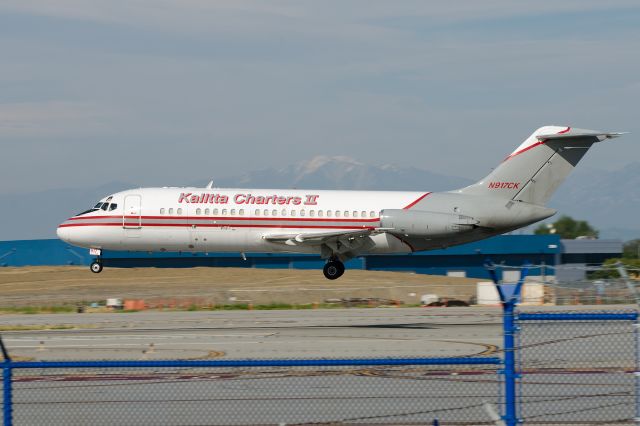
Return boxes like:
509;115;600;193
263;228;375;245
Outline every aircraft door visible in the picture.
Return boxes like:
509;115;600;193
123;194;142;235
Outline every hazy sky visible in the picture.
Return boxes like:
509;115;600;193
1;1;639;194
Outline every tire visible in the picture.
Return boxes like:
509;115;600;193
323;260;345;280
90;261;103;274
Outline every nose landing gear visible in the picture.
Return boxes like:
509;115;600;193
323;259;345;280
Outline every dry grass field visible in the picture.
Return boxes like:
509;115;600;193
0;266;478;308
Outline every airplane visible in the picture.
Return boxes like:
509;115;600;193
57;126;624;280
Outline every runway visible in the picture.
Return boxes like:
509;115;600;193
2;307;503;361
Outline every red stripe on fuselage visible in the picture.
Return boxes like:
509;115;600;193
58;223;377;230
403;193;431;210
68;215;381;223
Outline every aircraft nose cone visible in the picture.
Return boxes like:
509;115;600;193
56;225;69;242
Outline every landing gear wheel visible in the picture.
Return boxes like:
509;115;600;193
323;260;345;280
90;261;103;274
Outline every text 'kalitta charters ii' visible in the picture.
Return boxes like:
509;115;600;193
178;193;319;205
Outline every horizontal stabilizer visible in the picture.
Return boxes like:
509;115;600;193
536;127;627;142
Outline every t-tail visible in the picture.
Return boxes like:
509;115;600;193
457;126;626;206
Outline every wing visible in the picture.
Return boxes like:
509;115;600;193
262;228;388;260
263;228;380;245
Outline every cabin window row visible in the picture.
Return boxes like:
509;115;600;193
158;208;378;218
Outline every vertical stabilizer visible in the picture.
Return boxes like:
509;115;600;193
456;126;623;205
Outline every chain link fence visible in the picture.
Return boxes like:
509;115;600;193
3;359;502;426
3;309;639;425
516;311;638;425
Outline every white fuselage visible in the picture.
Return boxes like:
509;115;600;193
57;187;429;255
55;125;619;279
54;125;621;281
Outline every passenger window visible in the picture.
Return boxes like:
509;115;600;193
300;210;305;217
263;209;269;216
205;208;210;215
370;211;375;218
255;209;260;216
230;209;236;215
335;211;340;218
361;211;366;217
291;210;296;217
344;211;349;218
239;209;244;216
160;208;165;215
177;208;183;215
318;210;323;217
272;209;277;216
169;208;174;215
196;208;202;215
213;208;218;215
222;209;227;215
327;210;332;218
309;210;315;217
281;209;287;216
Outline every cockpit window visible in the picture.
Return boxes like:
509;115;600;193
76;197;117;216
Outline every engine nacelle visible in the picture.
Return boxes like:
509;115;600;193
380;209;478;237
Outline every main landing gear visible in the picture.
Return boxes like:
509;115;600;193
323;259;345;280
90;260;103;273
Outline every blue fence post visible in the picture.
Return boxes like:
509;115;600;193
636;315;640;425
485;259;529;426
503;297;517;426
3;360;12;426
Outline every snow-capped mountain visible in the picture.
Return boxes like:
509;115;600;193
211;155;473;191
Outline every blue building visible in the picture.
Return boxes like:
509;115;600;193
1;234;621;280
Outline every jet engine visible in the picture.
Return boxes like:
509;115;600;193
380;209;478;237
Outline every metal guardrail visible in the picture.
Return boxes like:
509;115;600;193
1;357;502;369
